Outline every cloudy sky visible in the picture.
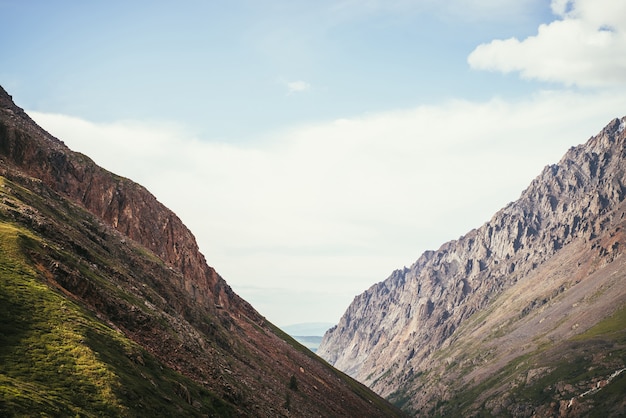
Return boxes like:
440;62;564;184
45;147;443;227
2;0;626;328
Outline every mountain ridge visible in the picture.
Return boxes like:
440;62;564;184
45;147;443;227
0;85;242;316
0;86;403;417
318;116;626;416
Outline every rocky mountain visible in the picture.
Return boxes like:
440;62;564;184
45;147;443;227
318;116;626;416
0;85;403;417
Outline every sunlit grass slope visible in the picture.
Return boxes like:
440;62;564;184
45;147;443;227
0;191;233;417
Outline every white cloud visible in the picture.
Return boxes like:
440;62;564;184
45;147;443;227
28;89;626;325
286;80;311;95
468;0;626;87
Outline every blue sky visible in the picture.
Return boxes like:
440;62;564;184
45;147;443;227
2;0;553;137
2;0;626;327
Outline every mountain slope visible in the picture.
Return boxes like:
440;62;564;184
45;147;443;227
0;86;403;417
317;117;626;416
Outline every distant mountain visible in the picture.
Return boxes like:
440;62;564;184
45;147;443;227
282;323;334;353
290;336;323;353
0;86;403;417
318;117;626;416
282;322;334;337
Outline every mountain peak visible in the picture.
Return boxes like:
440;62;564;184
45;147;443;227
0;86;14;107
0;85;14;107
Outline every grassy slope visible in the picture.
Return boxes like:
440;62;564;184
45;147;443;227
388;304;626;417
432;294;626;416
454;305;626;417
0;178;235;417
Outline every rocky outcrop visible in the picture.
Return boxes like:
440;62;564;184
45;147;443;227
318;116;626;415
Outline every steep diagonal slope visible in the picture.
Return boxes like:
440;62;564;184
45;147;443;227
0;86;404;417
318;117;626;416
0;87;235;314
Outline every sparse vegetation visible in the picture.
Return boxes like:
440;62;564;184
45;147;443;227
435;314;626;416
288;374;298;391
284;392;291;410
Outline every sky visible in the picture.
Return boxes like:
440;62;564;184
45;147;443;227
1;0;626;328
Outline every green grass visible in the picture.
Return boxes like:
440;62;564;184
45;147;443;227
573;302;626;342
0;222;234;417
0;223;123;416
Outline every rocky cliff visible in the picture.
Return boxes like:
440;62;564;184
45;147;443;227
0;87;240;315
318;117;626;416
0;86;403;417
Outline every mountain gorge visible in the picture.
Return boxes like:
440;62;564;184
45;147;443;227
0;86;403;417
318;117;626;416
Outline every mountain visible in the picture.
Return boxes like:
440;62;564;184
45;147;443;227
0;86;404;417
317;117;626;416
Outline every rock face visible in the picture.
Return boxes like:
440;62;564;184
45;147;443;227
318;116;626;416
0;86;403;417
0;87;238;315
